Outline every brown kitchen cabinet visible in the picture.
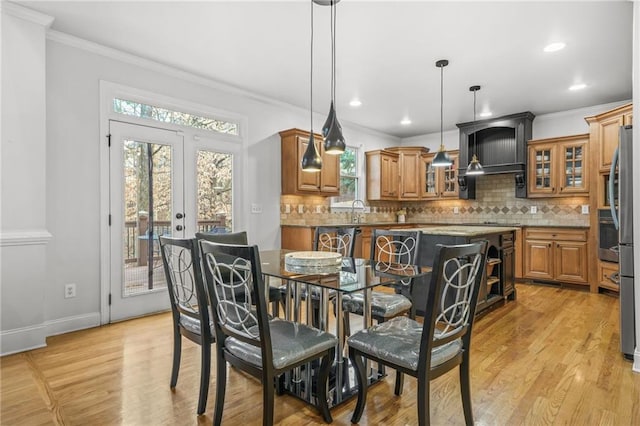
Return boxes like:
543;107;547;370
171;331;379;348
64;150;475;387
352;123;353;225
421;150;459;199
585;103;632;292
523;227;589;285
527;134;589;197
385;147;430;199
366;150;399;200
585;103;633;172
280;128;340;196
597;260;619;292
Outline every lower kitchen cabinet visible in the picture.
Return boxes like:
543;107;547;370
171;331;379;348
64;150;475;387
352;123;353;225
523;227;588;285
597;260;619;292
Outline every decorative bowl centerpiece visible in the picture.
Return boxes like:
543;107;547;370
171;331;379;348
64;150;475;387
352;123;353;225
284;251;342;274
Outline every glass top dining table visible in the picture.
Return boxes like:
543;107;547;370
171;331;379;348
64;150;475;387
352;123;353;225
259;249;431;407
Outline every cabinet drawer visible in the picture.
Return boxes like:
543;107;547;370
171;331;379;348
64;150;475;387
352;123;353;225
524;228;587;242
598;260;619;291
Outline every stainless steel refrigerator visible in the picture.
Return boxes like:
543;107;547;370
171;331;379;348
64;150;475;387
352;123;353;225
610;125;635;359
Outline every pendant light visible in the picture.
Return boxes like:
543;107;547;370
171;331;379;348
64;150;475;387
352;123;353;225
301;0;322;172
432;59;453;167
466;85;485;175
321;0;346;155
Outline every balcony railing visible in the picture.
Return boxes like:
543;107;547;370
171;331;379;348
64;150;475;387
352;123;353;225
124;219;227;263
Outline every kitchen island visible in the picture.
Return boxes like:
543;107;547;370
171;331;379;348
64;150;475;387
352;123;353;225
400;225;517;315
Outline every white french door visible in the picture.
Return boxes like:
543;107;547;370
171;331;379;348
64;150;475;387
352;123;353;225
108;120;239;322
109;121;185;321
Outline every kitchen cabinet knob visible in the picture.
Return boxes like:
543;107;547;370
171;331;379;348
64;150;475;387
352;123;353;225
176;225;183;231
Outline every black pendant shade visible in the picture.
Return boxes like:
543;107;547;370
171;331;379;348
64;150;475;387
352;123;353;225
433;59;452;167
302;133;322;172
432;148;453;167
323;102;346;154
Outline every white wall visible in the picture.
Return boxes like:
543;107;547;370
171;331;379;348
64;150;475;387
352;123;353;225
0;5;52;354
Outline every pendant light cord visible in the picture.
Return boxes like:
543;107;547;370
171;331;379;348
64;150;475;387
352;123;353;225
473;88;477;156
310;0;314;132
331;0;336;104
440;64;444;148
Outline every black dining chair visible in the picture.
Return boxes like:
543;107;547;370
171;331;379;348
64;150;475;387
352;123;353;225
199;240;337;426
340;229;421;335
347;241;488;426
159;236;213;416
196;231;282;316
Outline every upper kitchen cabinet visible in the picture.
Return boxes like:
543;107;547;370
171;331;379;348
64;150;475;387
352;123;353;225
527;134;589;197
585;103;633;172
366;149;399;200
280;128;340;196
386;146;430;199
457;112;535;199
421;150;459;199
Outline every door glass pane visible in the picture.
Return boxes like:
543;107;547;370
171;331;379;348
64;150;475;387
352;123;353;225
122;140;171;296
196;150;233;234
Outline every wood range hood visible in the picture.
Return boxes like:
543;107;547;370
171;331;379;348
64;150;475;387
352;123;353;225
456;111;535;199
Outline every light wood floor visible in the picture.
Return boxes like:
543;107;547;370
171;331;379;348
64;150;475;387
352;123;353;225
2;283;639;425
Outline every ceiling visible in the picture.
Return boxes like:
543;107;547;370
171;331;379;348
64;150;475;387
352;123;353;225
15;1;633;138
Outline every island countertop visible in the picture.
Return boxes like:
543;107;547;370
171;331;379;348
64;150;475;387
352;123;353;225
399;225;519;237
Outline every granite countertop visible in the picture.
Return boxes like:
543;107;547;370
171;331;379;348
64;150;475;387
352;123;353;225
401;225;519;236
282;222;589;229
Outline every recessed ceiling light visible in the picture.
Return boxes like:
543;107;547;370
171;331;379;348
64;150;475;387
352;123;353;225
479;111;492;118
400;118;412;125
569;83;587;91
349;99;362;107
544;42;566;53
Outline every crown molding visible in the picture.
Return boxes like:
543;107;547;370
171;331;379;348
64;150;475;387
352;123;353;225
1;2;54;28
46;30;396;141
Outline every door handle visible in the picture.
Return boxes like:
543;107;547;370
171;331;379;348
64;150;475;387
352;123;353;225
176;212;184;219
176;225;183;231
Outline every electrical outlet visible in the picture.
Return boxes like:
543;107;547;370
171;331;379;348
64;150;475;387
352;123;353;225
251;203;262;214
64;283;76;299
285;204;291;214
582;205;590;214
530;206;537;214
453;206;459;214
298;205;304;214
315;205;322;213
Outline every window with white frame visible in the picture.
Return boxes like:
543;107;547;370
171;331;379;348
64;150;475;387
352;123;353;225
331;146;360;207
113;98;239;135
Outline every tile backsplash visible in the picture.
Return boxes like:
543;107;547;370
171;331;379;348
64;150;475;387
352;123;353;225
281;174;590;227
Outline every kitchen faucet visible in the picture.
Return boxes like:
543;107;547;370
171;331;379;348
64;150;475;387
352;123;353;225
351;199;366;224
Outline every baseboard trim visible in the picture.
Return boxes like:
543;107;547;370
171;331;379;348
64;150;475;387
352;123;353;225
634;349;640;373
0;323;47;356
1;312;100;356
45;312;101;337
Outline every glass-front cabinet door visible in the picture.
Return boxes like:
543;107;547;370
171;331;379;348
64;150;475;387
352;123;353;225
558;141;589;195
421;154;439;199
440;152;459;198
528;143;555;196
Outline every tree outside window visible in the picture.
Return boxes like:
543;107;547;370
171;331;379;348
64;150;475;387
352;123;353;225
333;146;359;205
